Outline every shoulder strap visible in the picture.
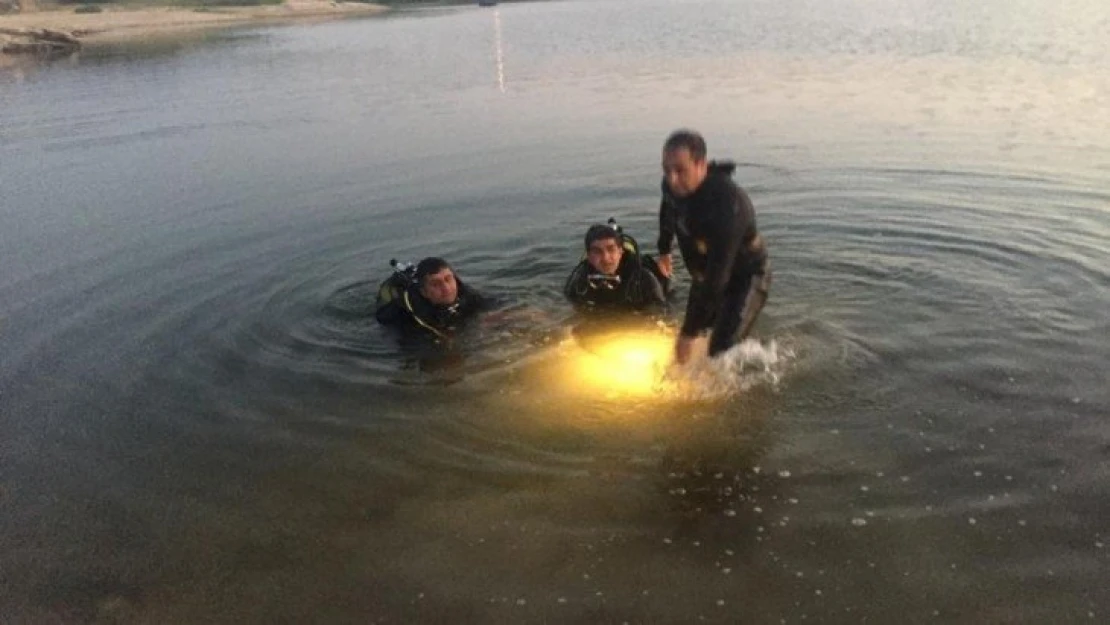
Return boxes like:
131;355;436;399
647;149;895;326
564;259;591;299
402;289;448;340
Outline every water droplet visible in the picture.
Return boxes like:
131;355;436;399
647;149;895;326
516;598;526;606
582;574;590;580
717;599;725;606
1050;485;1058;492
778;470;792;478
1005;475;1013;481
968;518;977;525
663;538;673;544
724;509;737;517
851;518;868;527
1095;542;1104;549
557;597;567;604
722;567;732;574
795;571;804;578
754;507;763;513
788;498;799;504
1018;520;1027;527
973;471;982;478
815;589;822;596
860;486;870;492
900;476;910;483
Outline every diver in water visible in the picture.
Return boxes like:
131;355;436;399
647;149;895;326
375;257;491;340
656;129;772;364
564;220;671;315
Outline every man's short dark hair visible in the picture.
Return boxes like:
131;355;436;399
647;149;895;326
663;129;707;162
584;224;621;250
415;257;452;283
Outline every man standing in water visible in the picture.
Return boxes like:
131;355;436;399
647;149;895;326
656;129;771;364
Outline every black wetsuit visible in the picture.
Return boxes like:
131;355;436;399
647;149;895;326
564;252;668;314
657;161;771;355
375;279;489;339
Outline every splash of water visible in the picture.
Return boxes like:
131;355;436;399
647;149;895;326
660;338;790;400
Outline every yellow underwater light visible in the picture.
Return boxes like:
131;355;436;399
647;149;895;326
561;327;676;398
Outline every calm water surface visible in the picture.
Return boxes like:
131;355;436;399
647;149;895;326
1;0;1108;622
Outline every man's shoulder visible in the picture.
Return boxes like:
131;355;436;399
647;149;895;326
376;299;418;327
702;170;742;196
698;172;754;217
458;283;484;309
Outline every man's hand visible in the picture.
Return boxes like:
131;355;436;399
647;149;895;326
657;253;673;278
674;334;697;365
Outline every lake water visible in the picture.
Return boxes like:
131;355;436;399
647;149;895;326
1;0;1108;622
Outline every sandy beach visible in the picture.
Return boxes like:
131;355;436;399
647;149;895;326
0;1;387;52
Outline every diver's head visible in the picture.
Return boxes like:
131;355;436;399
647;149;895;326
662;129;709;198
584;224;623;275
415;257;459;307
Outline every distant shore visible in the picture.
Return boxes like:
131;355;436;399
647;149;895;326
0;1;388;57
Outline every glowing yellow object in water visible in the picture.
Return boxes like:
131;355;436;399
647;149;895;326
564;329;675;398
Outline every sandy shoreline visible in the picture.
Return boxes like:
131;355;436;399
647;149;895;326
0;1;388;52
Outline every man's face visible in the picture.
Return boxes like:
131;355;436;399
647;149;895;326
420;267;458;306
587;237;623;275
662;147;709;198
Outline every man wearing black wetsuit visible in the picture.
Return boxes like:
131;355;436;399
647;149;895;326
564;223;669;314
656;130;771;364
375;257;490;340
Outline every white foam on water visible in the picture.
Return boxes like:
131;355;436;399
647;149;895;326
659;338;792;400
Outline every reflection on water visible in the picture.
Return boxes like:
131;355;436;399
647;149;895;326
1;0;1109;622
493;8;506;93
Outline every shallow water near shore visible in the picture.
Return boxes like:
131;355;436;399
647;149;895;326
2;0;1108;622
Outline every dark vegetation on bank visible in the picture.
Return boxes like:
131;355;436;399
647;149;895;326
1;0;515;23
4;0;513;9
31;0;286;7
